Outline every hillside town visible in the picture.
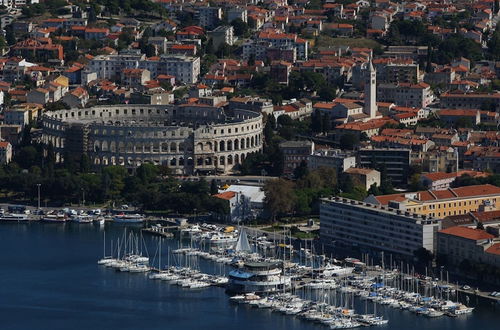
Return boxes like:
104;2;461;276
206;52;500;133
0;0;500;288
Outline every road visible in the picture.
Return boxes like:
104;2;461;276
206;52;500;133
182;175;278;186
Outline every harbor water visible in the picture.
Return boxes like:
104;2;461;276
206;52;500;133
0;222;499;330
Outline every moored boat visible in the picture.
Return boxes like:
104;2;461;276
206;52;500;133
112;213;144;223
0;213;29;221
41;213;67;223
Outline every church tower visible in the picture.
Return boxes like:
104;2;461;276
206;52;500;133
363;59;377;119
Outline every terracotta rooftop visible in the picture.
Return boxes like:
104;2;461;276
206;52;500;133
374;184;500;205
471;210;500;223
422;171;489;182
439;226;494;241
485;243;500;256
214;191;236;200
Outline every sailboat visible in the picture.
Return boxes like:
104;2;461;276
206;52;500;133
97;231;117;265
234;227;252;253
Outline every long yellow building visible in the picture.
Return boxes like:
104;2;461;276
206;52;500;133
365;184;500;219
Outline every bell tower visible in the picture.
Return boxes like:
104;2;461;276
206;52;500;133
363;59;377;119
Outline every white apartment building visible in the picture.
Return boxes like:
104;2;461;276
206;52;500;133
198;6;222;29
257;31;308;60
209;26;234;49
377;82;434;108
320;197;441;257
88;53;146;80
88;53;200;84
227;6;248;23
158;55;200;84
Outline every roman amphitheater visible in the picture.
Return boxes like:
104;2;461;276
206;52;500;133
41;104;263;174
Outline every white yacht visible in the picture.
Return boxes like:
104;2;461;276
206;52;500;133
227;261;291;293
0;213;29;221
180;224;202;235
71;214;94;223
453;304;474;315
42;213;67;223
207;232;238;245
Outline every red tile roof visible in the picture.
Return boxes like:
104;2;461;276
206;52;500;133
472;210;500;223
439;226;494;241
374;184;500;204
422;171;489;182
214;191;236;200
485;243;500;255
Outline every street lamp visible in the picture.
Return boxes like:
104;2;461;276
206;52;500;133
36;184;41;210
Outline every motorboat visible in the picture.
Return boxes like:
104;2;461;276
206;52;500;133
0;213;29;221
71;214;94;223
97;257;118;265
453;304;474;315
206;233;238;245
112;213;144;223
41;213;67;223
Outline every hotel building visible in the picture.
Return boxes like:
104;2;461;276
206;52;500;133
320;196;441;257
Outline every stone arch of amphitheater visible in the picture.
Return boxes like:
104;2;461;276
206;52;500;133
42;104;263;175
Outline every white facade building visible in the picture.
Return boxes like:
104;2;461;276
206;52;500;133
308;149;356;173
88;53;200;84
227;6;248;23
320;197;441;257
198;6;222;29
377;82;434;108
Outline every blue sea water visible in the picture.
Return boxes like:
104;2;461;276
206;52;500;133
0;223;499;330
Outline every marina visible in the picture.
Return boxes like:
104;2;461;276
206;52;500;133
93;223;487;328
1;221;500;330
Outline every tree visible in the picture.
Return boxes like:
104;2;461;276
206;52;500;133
410;173;425;191
293;160;309;180
318;85;336;101
14;146;39;169
79;154;91;173
264;115;276;142
231;19;249;37
263;178;296;220
144;44;156;57
414;247;434;266
311;111;323;133
339;133;359;150
248;54;255;66
322;114;331;134
136;163;159;184
210;179;218;195
339;173;354;194
5;24;15;45
205;38;215;55
368;183;381;195
379;165;395;194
